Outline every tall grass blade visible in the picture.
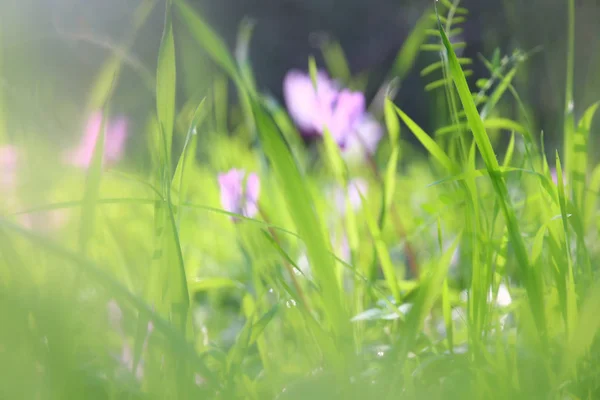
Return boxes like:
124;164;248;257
435;2;547;339
250;100;351;367
156;0;177;167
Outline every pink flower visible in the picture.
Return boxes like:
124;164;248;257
0;145;18;191
341;115;384;160
333;178;368;215
218;169;260;219
65;111;128;168
283;69;382;157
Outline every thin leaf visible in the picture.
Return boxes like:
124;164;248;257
156;0;177;166
436;3;546;339
395;106;457;173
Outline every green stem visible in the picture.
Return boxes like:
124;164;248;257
563;0;576;186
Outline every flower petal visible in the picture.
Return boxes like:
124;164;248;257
104;116;128;164
218;169;245;215
0;145;18;190
328;90;366;145
283;69;338;136
66;111;103;168
243;172;261;218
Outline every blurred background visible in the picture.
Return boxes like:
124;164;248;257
2;2;600;398
1;0;600;162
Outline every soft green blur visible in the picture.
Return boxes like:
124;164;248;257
2;0;600;399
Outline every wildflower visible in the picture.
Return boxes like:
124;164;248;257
218;169;260;219
283;69;383;157
339;115;383;159
333;178;368;215
65;111;128;168
0;145;18;191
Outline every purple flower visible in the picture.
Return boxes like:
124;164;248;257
334;178;368;215
0;145;18;191
341;115;384;160
218;169;260;219
283;69;383;157
65;111;128;168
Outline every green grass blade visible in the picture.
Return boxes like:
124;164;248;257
175;0;256;134
174;0;238;78
382;98;401;222
435;118;529;140
0;218;216;385
563;0;576;180
250;99;351;366
156;0;177;167
172;98;206;221
387;234;461;374
188;277;245;293
561;278;600;381
322;126;348;184
148;0;191;340
363;193;400;302
394;106;457;173
320;39;351;83
78;113;107;254
573;101;600;210
503;131;516;167
479;66;518;120
235;17;258;92
584;164;600;231
435;3;546;339
555;154;578;340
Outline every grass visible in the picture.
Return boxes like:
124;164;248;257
1;0;600;399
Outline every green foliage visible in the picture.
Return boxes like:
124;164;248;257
2;0;600;399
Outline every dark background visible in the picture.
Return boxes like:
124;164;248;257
1;0;600;158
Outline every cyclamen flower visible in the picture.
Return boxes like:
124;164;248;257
333;178;368;215
218;169;260;219
65;111;128;168
0;145;18;191
283;69;383;157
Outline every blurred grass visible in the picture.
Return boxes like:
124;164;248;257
1;0;600;399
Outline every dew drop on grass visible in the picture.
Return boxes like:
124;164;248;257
286;299;297;308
